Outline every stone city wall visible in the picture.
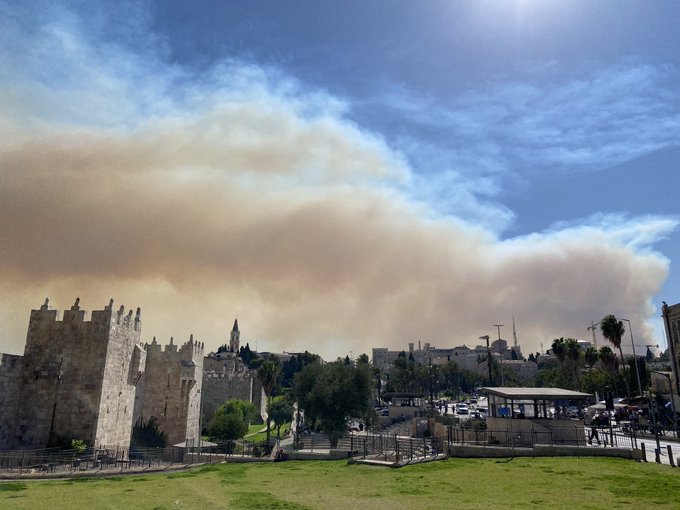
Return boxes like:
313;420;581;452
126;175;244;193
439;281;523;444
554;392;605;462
135;336;204;446
202;367;263;428
0;353;23;449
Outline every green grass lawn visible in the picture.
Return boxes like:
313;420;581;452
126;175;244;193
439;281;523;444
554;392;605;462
2;457;680;509
245;423;291;442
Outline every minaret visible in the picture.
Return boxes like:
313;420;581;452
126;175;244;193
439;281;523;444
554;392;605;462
229;318;240;353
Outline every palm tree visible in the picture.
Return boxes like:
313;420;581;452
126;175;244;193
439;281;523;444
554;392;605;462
257;356;282;444
600;314;629;396
551;338;567;367
584;346;599;368
598;346;618;376
600;315;626;363
565;338;581;389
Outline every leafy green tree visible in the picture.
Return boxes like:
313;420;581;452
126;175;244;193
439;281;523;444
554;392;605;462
239;343;258;367
536;367;570;389
294;361;372;447
258;356;282;444
268;396;294;439
280;351;321;388
581;367;619;396
356;353;370;365
459;369;482;394
208;399;257;443
440;360;460;398
390;355;411;392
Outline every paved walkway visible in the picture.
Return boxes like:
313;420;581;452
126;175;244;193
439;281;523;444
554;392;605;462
638;437;679;466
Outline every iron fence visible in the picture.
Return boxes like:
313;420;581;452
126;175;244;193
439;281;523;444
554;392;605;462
448;424;639;450
0;438;275;476
1;424;652;476
295;423;642;462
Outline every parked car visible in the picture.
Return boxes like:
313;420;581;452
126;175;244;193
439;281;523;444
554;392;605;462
455;403;469;415
566;406;582;419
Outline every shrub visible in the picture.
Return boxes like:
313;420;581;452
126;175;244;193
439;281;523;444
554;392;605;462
131;417;168;448
71;439;87;453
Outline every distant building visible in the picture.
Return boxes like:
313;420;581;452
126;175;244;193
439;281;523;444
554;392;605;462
372;339;523;378
662;302;680;394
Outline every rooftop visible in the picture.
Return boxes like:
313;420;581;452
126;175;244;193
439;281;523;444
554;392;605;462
482;387;592;400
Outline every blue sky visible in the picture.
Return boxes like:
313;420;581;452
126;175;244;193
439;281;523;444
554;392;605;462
0;1;678;359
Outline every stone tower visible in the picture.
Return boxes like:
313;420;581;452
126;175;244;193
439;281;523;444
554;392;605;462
134;335;204;446
11;298;145;449
229;318;240;353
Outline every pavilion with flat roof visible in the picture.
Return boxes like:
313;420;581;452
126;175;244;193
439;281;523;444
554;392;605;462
481;387;593;446
483;387;592;419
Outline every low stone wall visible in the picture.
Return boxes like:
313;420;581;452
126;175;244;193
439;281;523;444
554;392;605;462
182;452;226;464
449;443;642;461
288;449;349;461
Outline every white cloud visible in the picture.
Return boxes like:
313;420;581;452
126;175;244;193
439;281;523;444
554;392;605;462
0;2;675;361
368;63;680;227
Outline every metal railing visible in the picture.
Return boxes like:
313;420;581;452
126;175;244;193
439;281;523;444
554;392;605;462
295;423;641;462
0;438;275;477
448;424;639;450
1;423;653;476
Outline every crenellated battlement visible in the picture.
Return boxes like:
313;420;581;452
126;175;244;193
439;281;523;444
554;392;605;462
138;335;204;445
29;297;142;333
179;334;205;359
3;296;205;450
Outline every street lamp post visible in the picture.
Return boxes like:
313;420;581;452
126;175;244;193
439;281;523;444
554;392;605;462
479;336;491;385
650;370;678;438
428;358;435;412
617;317;643;397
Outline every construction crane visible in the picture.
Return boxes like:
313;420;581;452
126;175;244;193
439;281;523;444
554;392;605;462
587;319;604;349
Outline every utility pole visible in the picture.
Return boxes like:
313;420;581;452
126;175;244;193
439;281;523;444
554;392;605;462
617;317;643;398
428;358;435;411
